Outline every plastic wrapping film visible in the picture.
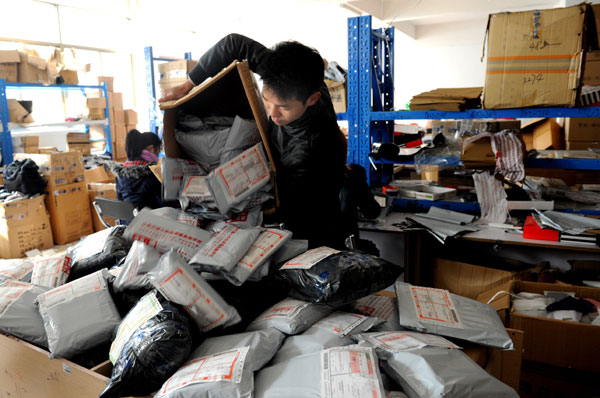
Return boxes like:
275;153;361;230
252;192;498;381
278;248;403;306
270;311;383;364
395;282;513;350
112;240;161;292
36;268;122;358
190;225;262;274
155;329;284;398
100;290;193;398
0;258;34;282
0;278;49;347
206;143;271;214
255;345;386;398
246;297;333;335
67;226;130;282
148;250;241;332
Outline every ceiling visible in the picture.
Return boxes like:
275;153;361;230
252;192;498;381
339;0;564;38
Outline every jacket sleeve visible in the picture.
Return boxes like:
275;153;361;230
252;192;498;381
188;34;269;85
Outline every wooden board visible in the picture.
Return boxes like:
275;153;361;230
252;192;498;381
0;333;108;397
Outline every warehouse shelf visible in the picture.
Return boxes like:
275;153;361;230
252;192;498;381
345;15;600;185
144;46;192;137
0;79;112;164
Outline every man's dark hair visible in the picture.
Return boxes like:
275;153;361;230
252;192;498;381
258;41;324;103
125;129;161;160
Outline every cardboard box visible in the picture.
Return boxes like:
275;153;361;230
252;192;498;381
84;166;114;184
66;132;89;143
45;181;93;245
158;60;197;90
89;125;106;141
0;50;20;82
17;52;48;84
478;281;600;372
12;136;39;147
565;140;600;150
97;76;114;92
325;79;346;114
461;136;495;165
483;4;588;109
123;109;138;125
521;118;564;150
15;152;85;188
521;131;534;150
0;195;53;258
433;258;516;300
67;142;91;156
114;139;126;161
471;119;521;133
114;125;127;143
88;183;117;231
112;109;125;125
112;92;123;110
582;50;600;85
563;117;600;141
86;97;106;109
7;99;34;123
125;124;136;134
88;109;105;121
59;69;78;85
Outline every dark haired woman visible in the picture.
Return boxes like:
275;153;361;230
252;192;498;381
110;129;163;210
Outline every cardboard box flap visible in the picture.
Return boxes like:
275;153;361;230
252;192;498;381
0;50;20;63
19;52;46;70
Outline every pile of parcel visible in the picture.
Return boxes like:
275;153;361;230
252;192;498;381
0;62;519;398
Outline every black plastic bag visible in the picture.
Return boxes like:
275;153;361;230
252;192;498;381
277;250;402;307
67;226;130;282
3;158;46;195
100;290;194;398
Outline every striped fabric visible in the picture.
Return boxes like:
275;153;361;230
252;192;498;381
490;131;525;182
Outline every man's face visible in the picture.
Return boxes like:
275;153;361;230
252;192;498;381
261;85;311;126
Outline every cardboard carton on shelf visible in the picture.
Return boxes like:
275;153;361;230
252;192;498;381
17;52;48;84
563;117;600;142
483;4;589;109
114;125;127;143
123;109;138;125
325;79;346;114
0;50;20;82
7;99;34;124
44;181;93;245
158;59;197;90
125;124;136;134
0;195;54;258
66;133;90;143
565;141;600;150
521;118;564;150
97;76;114;92
67;143;91;156
460;135;495;166
478;280;600;372
581;50;600;86
112;109;125;125
59;69;78;85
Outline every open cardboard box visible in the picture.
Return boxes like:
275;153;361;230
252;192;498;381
478;281;600;372
159;60;278;206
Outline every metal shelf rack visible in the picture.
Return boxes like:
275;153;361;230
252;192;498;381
144;46;192;137
0;80;111;164
345;15;600;186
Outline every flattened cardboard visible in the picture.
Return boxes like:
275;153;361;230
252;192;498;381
45;181;93;245
160;60;278;205
432;258;515;299
483;4;588;109
478;281;600;372
0;195;53;258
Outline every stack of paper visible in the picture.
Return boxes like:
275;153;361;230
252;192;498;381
409;87;483;111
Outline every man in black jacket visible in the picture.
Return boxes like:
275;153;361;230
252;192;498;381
160;34;347;249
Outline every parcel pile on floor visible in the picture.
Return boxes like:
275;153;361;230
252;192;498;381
0;218;522;398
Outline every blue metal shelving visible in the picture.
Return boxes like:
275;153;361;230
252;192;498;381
144;46;192;137
345;15;600;187
0;79;111;164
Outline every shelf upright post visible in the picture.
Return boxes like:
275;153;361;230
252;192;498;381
144;46;159;136
100;81;113;156
0;78;12;164
347;17;360;169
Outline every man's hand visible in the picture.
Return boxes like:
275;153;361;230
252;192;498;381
158;80;194;103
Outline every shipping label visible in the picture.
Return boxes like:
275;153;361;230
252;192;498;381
40;270;105;310
156;266;228;331
280;246;340;270
181;176;212;204
109;291;162;364
0;280;32;316
252;298;309;323
355;294;396;321
321;346;383;398
410;286;463;329
217;144;269;198
312;312;368;337
196;225;242;259
30;255;71;288
157;347;248;396
362;331;459;353
237;229;290;271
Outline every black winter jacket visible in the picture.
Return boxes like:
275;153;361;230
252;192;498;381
189;34;347;248
110;160;163;211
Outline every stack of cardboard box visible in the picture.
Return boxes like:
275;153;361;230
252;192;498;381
86;97;106;120
12;136;39;154
563;118;600;150
66;132;91;156
14;152;93;245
